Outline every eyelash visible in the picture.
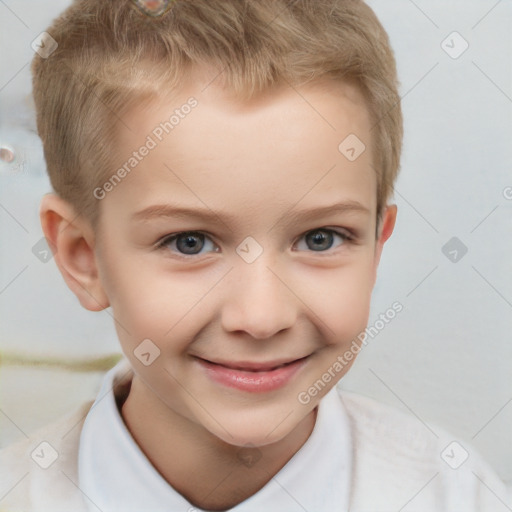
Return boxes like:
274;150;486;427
155;228;356;259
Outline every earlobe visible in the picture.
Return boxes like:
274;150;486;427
39;193;110;311
372;204;397;286
377;204;397;246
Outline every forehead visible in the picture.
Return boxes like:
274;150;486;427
102;73;376;227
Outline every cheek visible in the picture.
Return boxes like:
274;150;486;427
103;258;220;349
97;251;166;344
304;258;375;342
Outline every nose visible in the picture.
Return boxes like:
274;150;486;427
220;256;297;340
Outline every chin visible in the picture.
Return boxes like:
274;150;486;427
205;403;315;449
217;427;288;449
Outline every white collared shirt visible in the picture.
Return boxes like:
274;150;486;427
78;358;352;512
1;357;510;511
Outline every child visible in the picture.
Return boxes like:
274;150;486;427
1;0;510;510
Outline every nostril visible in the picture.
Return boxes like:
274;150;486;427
0;146;15;163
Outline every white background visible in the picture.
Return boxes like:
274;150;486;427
0;0;511;483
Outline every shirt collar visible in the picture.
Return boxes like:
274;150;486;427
79;357;352;511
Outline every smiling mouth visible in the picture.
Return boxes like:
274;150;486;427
194;355;310;373
194;354;311;392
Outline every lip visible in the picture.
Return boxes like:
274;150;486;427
195;355;310;393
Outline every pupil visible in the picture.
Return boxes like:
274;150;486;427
307;230;332;251
178;233;204;254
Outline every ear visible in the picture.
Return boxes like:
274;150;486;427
39;193;110;311
371;204;397;287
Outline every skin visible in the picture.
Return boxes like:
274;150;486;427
40;69;396;510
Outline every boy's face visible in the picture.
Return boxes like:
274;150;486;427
85;72;395;447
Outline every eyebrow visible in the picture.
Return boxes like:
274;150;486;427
132;201;371;225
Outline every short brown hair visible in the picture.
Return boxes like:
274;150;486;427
32;0;402;231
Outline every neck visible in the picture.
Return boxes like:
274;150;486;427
120;375;317;511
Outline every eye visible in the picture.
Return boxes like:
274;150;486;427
294;228;353;253
156;231;218;257
156;227;354;259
